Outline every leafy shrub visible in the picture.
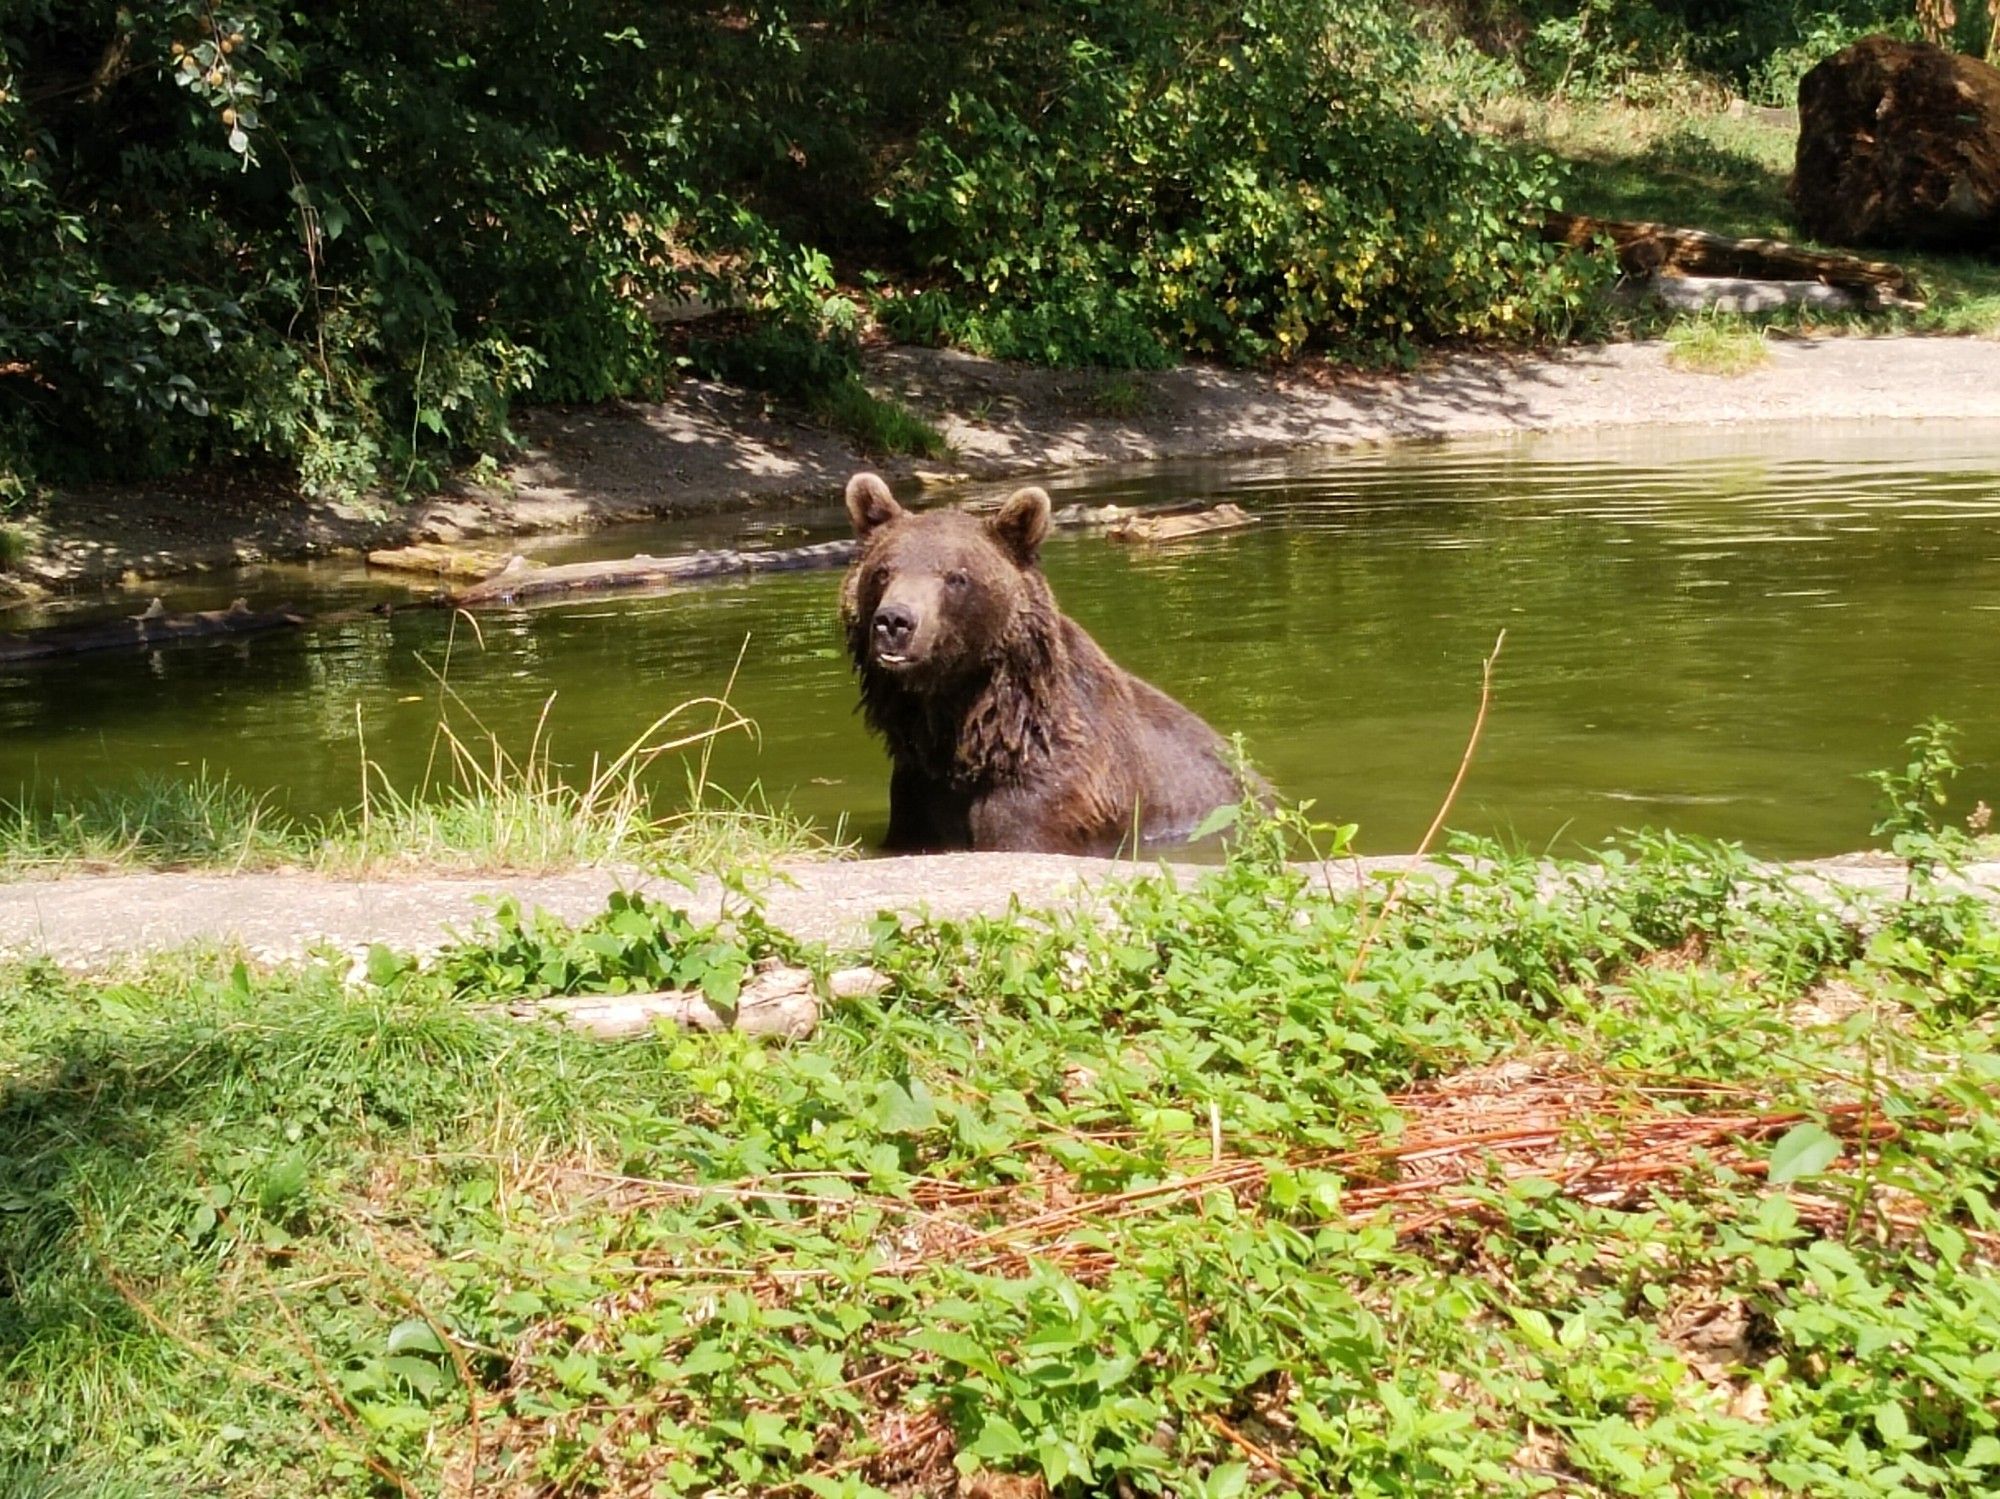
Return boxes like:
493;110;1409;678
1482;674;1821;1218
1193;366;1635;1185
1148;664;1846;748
1439;2;1962;104
0;1;1614;499
885;1;1606;366
688;310;949;457
0;3;866;498
1742;7;1922;105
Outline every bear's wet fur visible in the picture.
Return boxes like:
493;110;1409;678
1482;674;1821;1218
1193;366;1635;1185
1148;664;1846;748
840;472;1248;854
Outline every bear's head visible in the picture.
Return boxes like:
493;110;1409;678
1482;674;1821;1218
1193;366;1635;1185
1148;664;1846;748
840;472;1053;683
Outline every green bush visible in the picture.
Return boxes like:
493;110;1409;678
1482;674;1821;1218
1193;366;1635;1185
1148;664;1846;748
0;2;1609;497
1439;2;1975;104
0;3;858;498
885;1;1605;366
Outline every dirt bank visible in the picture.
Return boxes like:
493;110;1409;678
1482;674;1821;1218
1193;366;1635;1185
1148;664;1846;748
1;850;1992;968
20;334;2000;589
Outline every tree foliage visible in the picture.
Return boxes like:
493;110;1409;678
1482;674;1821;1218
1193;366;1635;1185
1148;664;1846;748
1441;2;1989;103
0;2;1605;498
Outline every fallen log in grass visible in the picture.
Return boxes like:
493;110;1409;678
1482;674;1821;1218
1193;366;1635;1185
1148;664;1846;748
498;959;888;1040
1544;210;1923;306
1644;274;1864;315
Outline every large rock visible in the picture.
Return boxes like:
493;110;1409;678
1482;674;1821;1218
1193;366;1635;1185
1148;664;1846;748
1792;35;2000;253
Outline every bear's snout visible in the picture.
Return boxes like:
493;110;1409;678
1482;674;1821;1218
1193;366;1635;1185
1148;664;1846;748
871;602;919;662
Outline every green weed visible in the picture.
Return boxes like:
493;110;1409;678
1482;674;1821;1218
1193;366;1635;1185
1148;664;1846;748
0;696;841;880
1081;374;1154;420
811;378;952;460
1665;314;1772;374
0;769;297;874
4;798;1998;1494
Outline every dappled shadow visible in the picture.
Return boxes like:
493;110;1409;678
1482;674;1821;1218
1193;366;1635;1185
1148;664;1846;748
493;377;896;528
0;1003;226;1379
875;341;1627;476
33;325;2000;598
498;340;1629;528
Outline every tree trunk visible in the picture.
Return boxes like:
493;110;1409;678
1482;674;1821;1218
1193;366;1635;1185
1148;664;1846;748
1542;211;1921;303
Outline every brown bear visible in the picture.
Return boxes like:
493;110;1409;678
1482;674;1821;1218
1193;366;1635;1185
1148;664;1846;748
840;471;1248;854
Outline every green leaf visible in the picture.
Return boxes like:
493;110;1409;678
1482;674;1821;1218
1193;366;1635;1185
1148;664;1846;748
1506;1306;1556;1349
384;1355;446;1400
1191;803;1240;841
873;1078;938;1135
909;1329;1004;1382
967;1415;1028;1459
386;1318;445;1357
259;1152;311;1213
1767;1122;1842;1185
365;944;403;988
1873;1399;1916;1449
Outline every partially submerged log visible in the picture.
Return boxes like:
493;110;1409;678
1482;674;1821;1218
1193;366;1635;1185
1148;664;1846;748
1050;502;1143;528
1794;35;2000;254
366;543;514;583
1106;502;1254;544
450;538;863;606
1543;210;1922;305
501;960;887;1040
447;497;1266;608
0;597;310;665
1;497;1270;660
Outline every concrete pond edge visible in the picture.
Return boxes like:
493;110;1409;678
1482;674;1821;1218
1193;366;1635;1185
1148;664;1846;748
2;848;1994;977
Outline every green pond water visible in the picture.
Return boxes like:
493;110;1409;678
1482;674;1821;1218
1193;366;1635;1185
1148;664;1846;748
4;423;1998;858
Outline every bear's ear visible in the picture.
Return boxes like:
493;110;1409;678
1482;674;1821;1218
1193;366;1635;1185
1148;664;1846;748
845;473;904;539
989;485;1052;565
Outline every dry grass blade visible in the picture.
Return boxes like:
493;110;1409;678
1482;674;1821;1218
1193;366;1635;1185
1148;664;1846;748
1348;629;1504;984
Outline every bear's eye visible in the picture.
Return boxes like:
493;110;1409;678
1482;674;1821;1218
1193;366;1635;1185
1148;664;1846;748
944;569;971;591
870;564;891;588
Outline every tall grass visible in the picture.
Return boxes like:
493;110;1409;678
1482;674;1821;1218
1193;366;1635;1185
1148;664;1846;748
0;769;298;875
1665;313;1771;374
0;627;845;879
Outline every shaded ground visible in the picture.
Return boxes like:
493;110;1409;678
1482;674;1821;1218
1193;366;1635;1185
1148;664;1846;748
1;849;1993;968
22;335;2000;589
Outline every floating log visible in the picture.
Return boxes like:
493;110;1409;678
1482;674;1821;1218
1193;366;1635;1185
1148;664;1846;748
450;538;864;606
1543;210;1922;305
1107;502;1255;544
0;597;311;665
1049;501;1142;528
0;498;1270;661
499;960;887;1040
446;499;1228;607
366;543;514;583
